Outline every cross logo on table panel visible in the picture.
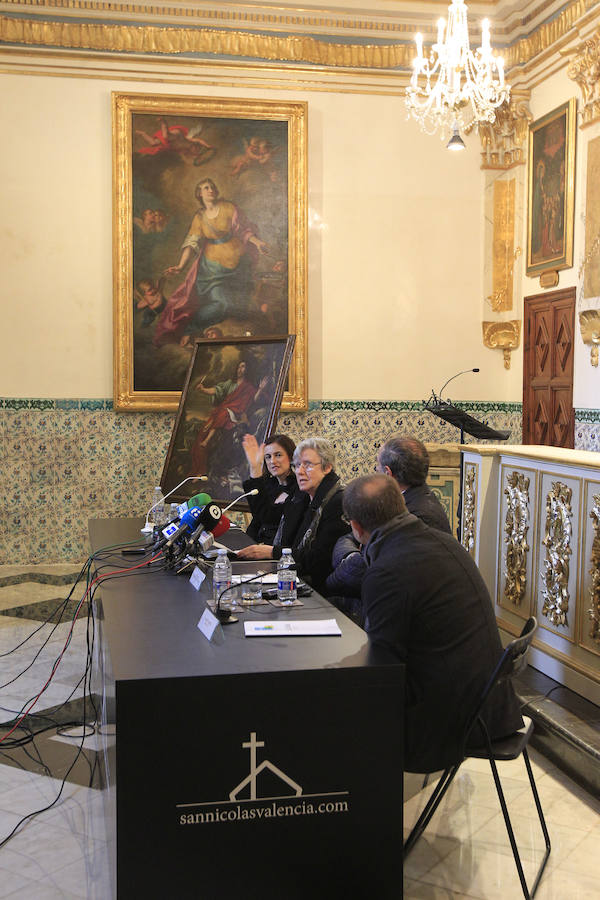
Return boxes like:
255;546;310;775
229;732;302;801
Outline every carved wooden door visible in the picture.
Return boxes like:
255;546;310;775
523;287;575;448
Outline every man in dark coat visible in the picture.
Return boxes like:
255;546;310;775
343;473;523;774
326;434;452;621
377;435;452;534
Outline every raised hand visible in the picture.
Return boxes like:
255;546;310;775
242;433;265;477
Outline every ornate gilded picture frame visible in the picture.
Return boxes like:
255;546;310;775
526;99;577;277
161;335;295;506
112;93;307;411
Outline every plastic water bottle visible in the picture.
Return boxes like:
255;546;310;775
277;548;297;604
151;486;166;526
212;548;232;608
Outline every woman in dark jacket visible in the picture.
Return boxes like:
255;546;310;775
238;436;350;595
242;433;297;544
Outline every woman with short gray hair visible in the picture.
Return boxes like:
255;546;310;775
293;437;336;471
238;435;349;594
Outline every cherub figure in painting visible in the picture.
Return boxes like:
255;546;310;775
135;117;214;165
134;208;170;234
135;277;166;326
230;136;279;180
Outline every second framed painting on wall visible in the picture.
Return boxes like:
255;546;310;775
112;93;307;412
526;98;577;278
161;335;295;505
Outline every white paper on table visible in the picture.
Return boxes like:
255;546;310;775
244;619;341;637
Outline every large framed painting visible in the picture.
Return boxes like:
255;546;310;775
112;93;307;411
526;99;577;277
160;335;295;506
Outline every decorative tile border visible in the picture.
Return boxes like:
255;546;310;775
1;397;596;563
0;398;114;410
319;400;523;413
575;408;600;425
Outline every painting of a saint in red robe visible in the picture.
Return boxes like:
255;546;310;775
161;336;294;504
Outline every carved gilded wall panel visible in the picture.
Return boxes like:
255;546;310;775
492;179;516;312
468;446;600;697
484;169;526;320
498;464;536;619
582;134;600;302
536;472;581;641
461;463;477;558
475;95;532;171
567;29;600;128
503;471;531;607
579;480;600;658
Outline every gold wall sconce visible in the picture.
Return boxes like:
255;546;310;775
579;309;600;366
482;320;521;369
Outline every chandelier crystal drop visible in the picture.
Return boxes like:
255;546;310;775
405;0;510;140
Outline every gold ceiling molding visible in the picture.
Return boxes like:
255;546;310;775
0;44;412;96
567;27;600;125
0;15;413;68
0;0;595;71
503;0;588;69
0;0;414;35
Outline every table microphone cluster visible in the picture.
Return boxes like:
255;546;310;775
151;488;258;572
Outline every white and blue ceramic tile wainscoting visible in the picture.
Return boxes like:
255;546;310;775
4;397;597;566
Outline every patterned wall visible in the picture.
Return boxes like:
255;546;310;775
576;409;600;453
2;397;595;565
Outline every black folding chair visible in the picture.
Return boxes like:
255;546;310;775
403;616;551;899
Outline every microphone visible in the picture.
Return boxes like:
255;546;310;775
188;516;232;555
186;491;212;510
188;503;223;540
211;516;231;541
187;507;231;551
141;475;208;533
174;492;212;522
154;506;203;550
437;368;480;402
221;488;259;514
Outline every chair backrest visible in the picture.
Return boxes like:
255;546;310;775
462;616;537;749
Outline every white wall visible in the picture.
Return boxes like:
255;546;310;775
1;68;493;403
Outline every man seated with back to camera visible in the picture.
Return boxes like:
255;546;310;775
238;437;350;595
342;473;523;774
326;435;452;624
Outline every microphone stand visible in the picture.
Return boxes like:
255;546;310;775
141;475;208;534
163;538;190;572
423;368;510;541
221;488;259;515
214;571;266;625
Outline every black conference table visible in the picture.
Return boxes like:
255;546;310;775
90;517;404;899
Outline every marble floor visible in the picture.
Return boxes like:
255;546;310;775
1;568;599;899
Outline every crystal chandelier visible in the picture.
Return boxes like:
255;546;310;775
405;0;510;141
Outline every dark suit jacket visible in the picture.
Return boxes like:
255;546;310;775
242;472;298;544
275;470;350;596
362;514;523;773
402;484;452;534
325;481;452;609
